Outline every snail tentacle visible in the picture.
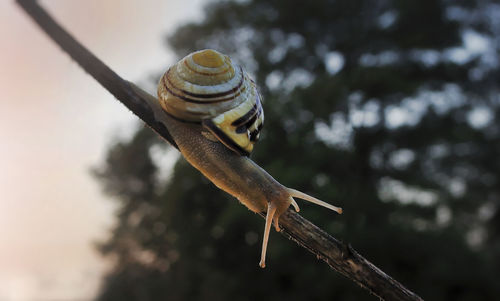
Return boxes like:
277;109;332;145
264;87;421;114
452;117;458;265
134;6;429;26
290;197;300;212
286;188;343;214
273;215;281;233
260;202;278;268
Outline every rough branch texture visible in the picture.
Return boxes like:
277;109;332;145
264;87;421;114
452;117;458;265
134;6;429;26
16;1;423;300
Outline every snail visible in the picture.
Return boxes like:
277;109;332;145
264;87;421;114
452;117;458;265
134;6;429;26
155;49;342;268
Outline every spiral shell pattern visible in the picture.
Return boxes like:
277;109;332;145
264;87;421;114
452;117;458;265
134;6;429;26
158;49;263;156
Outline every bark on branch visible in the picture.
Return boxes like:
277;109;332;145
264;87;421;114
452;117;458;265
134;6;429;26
16;1;423;300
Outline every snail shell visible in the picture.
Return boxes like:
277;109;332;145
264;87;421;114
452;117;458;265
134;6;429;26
158;49;264;156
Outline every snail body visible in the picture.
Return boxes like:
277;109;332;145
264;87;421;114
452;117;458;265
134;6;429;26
163;116;290;215
156;49;342;268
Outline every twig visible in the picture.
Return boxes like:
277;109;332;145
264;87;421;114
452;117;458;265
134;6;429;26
16;1;423;300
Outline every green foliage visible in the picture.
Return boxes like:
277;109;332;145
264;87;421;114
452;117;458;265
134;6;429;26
94;0;500;300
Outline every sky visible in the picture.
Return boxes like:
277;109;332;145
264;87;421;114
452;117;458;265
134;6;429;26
0;0;206;299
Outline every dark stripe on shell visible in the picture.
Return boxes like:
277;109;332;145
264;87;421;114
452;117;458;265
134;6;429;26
249;123;263;142
164;66;245;100
231;93;262;127
249;130;260;142
232;104;257;127
232;103;262;134
244;110;260;131
202;119;250;156
233;108;262;134
163;80;246;104
235;125;247;134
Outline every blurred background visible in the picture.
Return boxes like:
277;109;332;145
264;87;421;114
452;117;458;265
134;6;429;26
2;0;500;300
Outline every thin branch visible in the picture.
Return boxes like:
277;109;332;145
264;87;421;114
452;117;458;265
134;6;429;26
16;1;423;300
276;211;423;301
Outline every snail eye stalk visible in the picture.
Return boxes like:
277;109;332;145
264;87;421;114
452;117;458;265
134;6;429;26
286;188;342;214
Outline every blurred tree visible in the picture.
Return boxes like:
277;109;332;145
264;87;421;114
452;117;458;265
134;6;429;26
94;0;500;300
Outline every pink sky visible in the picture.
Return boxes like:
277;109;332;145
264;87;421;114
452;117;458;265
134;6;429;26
0;0;205;299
